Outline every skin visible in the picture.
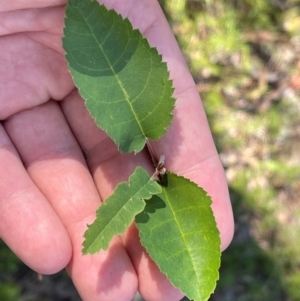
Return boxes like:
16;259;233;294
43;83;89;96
0;1;234;300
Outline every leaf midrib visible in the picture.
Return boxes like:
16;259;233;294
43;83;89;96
162;185;201;289
86;180;154;252
81;8;145;139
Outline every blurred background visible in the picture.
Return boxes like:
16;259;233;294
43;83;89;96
1;0;300;300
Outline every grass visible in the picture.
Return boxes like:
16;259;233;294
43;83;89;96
160;0;300;300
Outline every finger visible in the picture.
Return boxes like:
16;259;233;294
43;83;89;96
110;0;234;250
0;6;64;36
0;1;66;12
0;123;71;274
122;224;185;301
61;91;184;301
64;0;232;299
0;5;73;121
4;101;138;301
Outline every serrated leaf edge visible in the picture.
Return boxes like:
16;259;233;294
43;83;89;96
63;0;175;153
82;167;162;254
137;172;221;301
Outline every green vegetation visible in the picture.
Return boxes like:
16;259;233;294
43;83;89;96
64;1;221;299
0;240;21;301
63;0;175;153
82;167;162;253
1;0;300;300
136;172;220;301
160;0;300;300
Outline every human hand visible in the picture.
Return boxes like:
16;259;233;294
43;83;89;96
0;1;234;300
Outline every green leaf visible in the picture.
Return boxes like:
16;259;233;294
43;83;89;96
83;167;161;254
63;0;175;153
135;172;221;301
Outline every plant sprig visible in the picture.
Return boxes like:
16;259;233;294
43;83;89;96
63;0;221;300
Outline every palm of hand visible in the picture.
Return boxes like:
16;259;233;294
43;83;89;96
0;2;234;301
